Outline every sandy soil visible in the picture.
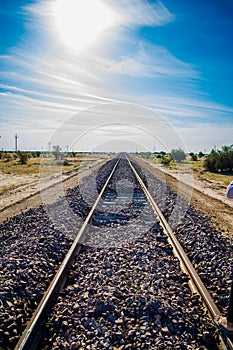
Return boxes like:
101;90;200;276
1;156;233;240
0;157;111;223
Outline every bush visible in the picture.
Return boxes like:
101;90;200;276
171;148;186;163
17;151;28;165
204;146;233;172
191;154;198;161
198;151;205;158
2;152;12;162
160;156;171;166
63;159;70;166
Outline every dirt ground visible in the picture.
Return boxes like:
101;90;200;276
0;157;110;223
1;156;233;240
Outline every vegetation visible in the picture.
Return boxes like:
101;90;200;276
0;152;108;178
171;148;186;163
17;151;29;165
204;145;233;172
198;151;205;158
160;155;171;166
52;145;63;160
63;159;70;166
191;154;198;161
138;147;233;190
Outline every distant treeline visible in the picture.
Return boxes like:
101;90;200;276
204;145;233;172
140;145;233;173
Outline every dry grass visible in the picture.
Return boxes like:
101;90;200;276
0;153;110;176
139;154;233;188
0;158;40;176
0;153;110;196
0;155;81;177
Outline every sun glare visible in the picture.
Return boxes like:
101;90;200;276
51;0;119;52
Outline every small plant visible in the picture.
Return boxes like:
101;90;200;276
191;154;198;161
63;159;70;166
2;152;12;162
17;151;28;165
160;156;171;166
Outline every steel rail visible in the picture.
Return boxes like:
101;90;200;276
15;159;120;350
15;155;233;350
127;155;233;350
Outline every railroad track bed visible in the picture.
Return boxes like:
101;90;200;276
32;158;218;349
40;234;217;349
135;159;233;316
0;159;118;349
0;155;232;349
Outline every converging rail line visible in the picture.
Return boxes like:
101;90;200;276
14;154;233;349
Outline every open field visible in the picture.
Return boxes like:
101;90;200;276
140;153;233;189
0;153;112;216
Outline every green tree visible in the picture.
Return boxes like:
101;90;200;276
204;145;233;172
191;154;198;161
198;151;205;158
171;148;186;163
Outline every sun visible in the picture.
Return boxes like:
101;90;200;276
51;0;119;52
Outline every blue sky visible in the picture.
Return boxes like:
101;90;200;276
0;0;232;152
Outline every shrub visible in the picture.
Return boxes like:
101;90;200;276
204;145;233;172
160;156;171;166
2;152;12;162
17;151;28;165
191;154;198;161
198;151;205;158
63;159;70;166
171;148;186;163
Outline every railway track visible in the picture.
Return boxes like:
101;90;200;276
12;154;232;350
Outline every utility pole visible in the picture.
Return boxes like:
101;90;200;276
48;142;51;152
14;134;19;151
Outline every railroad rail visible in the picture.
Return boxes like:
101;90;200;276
14;155;233;350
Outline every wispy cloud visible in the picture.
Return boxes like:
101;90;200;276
97;42;199;79
0;0;232;151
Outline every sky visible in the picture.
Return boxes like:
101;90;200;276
0;0;233;153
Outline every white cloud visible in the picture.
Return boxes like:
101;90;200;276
97;43;199;79
178;123;233;153
0;0;232;152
